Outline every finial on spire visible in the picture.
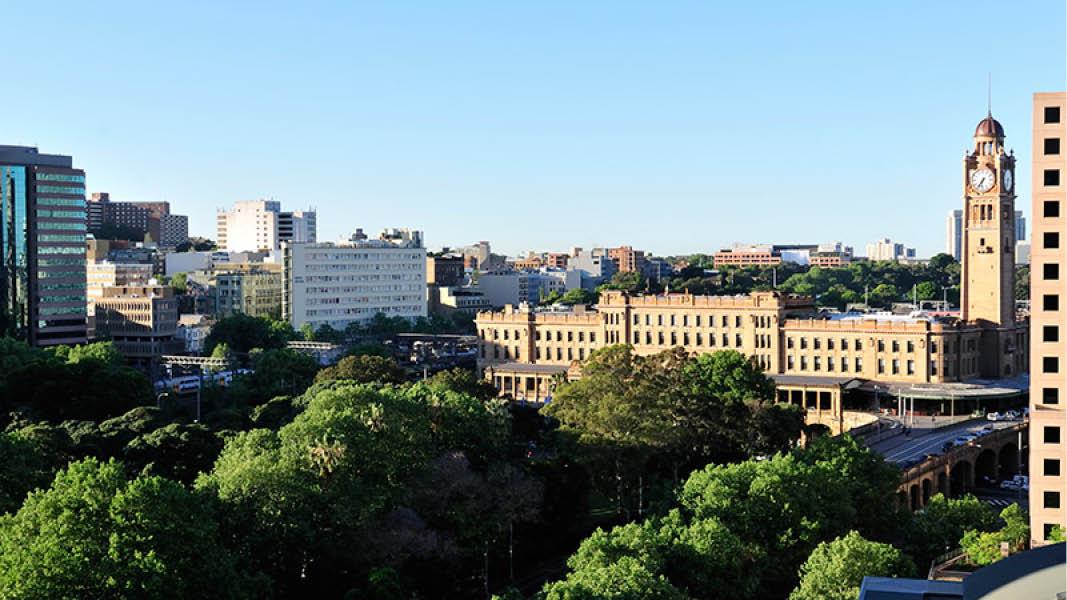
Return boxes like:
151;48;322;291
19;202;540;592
987;73;992;116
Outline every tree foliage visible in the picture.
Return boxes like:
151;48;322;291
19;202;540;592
960;503;1029;566
790;531;916;600
0;458;246;599
315;354;406;385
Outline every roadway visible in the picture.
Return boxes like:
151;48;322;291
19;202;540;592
870;418;1021;466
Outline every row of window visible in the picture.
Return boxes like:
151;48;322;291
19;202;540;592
35;197;85;207
629;312;764;329
37;234;85;243
35;185;85;195
36;173;85;183
305;252;424;261
38;246;84;255
633;330;744;348
36;209;84;219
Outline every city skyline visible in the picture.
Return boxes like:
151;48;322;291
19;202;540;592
5;2;1066;258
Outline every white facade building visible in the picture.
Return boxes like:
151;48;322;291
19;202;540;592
283;229;427;331
946;209;964;261
865;238;917;262
217;200;317;252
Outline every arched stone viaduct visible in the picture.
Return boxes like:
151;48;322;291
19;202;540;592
897;423;1027;511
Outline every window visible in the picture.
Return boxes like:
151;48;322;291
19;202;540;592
878;359;885;374
1045;263;1060;280
800;357;807;370
907;360;914;375
787;337;794;349
877;340;885;352
931;341;938;353
907;341;914;353
1046;105;1061;123
813;338;821;350
1044;491;1061;509
1044;169;1060;186
855;357;862;371
1044;458;1061;477
1044;326;1060;343
1044;294;1060;311
841;339;848;351
787;356;795;370
891;340;899;353
855;340;863;351
1044;387;1060;405
800;338;808;350
1046;232;1061;249
1044;356;1060;374
1045;426;1061;444
813;357;821;371
1046;138;1061;155
1045;524;1060;541
841;357;848;372
1046;200;1062;218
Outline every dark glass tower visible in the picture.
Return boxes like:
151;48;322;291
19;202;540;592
0;145;87;346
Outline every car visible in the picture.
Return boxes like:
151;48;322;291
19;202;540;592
1004;410;1020;420
980;424;995;433
1000;480;1020;490
987;412;1002;421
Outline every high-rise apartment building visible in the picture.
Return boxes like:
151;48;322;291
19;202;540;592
217;200;316;252
87;193;189;248
283;228;426;331
865;238;916;261
607;246;647;274
1028;91;1066;546
0;145;88;346
946;209;964;261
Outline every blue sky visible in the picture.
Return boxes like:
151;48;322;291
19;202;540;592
5;1;1064;257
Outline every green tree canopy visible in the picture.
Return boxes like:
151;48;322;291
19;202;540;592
789;531;916;600
0;458;246;599
960;503;1029;566
314;354;405;385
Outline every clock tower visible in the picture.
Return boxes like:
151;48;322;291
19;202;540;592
961;112;1016;328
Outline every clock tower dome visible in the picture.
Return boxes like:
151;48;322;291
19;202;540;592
961;112;1016;328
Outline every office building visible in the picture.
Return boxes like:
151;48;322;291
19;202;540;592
427;254;466;287
283;228;426;331
217;200;316;252
1028;91;1066;546
0;145;88;346
568;247;617;289
92;285;182;364
713;243;852;268
215;268;283;319
86;262;154;316
866;238;916;261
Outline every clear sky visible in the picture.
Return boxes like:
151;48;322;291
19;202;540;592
5;1;1065;257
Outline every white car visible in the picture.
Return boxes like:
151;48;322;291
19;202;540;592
1000;479;1019;490
987;412;1002;421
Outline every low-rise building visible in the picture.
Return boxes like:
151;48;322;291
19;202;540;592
283;228;427;331
176;314;213;354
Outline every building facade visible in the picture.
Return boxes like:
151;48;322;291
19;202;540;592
0;145;88;346
283;229;427;331
866;238;916;262
86;262;154;316
92;285;182;364
608;246;647;274
1028;91;1066;546
475;115;1030;431
215;269;283;319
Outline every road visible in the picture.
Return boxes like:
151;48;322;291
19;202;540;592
870;418;1021;465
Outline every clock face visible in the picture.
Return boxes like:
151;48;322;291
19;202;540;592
1003;169;1014;192
970;168;995;193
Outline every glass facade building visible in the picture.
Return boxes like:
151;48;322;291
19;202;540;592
0;146;87;346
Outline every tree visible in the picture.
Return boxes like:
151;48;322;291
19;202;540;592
0;432;53;515
1015;265;1030;301
915;281;938;301
0;458;246;599
905;493;997;568
123;423;225;484
204;314;292;356
170;272;189;295
230;348;320;405
196;381;510;597
790;531;916;600
960;503;1029;566
315;354;405;385
868;283;899;307
560;288;596;306
541;556;687;600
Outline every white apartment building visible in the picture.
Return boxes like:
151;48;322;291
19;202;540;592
217;200;317;252
865;238;917;261
86;262;154;316
283;228;427;331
